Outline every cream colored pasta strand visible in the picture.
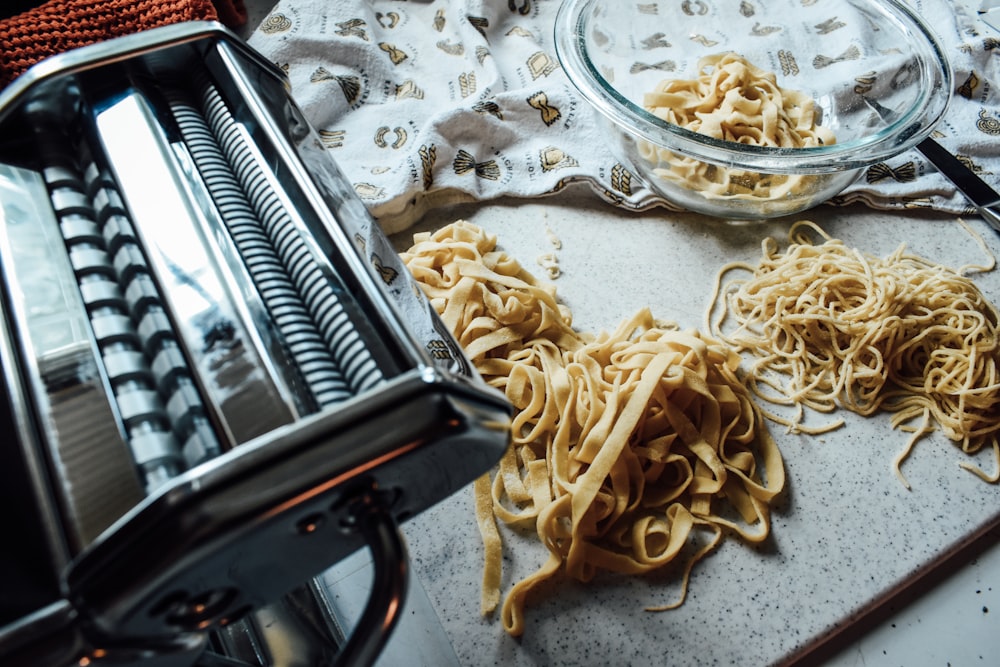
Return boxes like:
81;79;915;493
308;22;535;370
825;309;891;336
475;473;503;614
642;53;834;201
402;221;784;638
710;220;1000;485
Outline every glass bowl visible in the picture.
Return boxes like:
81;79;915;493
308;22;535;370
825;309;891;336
554;0;953;219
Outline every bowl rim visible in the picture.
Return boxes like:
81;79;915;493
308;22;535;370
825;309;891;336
553;0;954;174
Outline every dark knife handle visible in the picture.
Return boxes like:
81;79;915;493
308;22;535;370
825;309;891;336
916;138;1000;209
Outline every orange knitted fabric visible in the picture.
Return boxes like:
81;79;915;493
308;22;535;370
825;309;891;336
0;0;248;89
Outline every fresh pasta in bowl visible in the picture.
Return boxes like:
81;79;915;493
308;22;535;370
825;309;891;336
642;54;836;151
554;0;951;219
640;53;838;207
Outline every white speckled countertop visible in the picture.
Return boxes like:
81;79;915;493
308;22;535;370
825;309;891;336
375;191;1000;667
232;2;1000;664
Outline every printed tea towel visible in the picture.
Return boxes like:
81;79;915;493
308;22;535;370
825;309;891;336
249;0;1000;234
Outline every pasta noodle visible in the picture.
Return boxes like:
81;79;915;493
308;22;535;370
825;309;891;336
401;221;784;637
641;53;835;201
708;220;1000;488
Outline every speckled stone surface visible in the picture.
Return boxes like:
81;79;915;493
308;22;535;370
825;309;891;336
388;188;1000;667
230;1;999;664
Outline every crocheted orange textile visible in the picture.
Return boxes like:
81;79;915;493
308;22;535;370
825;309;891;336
0;0;248;88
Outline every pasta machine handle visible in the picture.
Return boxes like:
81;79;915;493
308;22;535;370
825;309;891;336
330;491;409;667
0;489;409;667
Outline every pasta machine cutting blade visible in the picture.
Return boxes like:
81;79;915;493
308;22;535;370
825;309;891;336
0;22;510;667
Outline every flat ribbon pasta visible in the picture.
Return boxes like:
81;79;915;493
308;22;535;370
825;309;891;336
641;52;835;201
401;221;784;637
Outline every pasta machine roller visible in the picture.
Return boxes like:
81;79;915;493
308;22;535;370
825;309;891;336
0;22;510;667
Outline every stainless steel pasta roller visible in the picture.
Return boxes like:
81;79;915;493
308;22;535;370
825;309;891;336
0;21;510;667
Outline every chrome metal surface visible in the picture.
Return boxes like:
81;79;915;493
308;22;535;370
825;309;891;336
0;21;510;667
96;90;301;448
0;163;146;549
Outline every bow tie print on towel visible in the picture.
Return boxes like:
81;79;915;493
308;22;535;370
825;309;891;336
249;0;1000;233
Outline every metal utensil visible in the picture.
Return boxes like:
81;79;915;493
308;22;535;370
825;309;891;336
913;137;1000;232
863;96;1000;233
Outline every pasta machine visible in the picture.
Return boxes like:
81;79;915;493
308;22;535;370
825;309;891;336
0;21;510;667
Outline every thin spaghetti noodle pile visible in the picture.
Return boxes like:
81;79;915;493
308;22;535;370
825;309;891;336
402;221;784;637
709;220;1000;486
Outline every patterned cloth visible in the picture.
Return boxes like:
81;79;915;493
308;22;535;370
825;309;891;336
0;0;248;88
239;0;1000;233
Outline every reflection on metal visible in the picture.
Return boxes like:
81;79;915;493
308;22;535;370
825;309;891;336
96;93;299;448
0;163;144;551
0;21;510;667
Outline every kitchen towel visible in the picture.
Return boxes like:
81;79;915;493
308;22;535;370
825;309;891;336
0;0;248;89
248;0;1000;234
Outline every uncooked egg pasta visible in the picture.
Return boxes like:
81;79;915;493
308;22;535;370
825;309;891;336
641;53;835;200
401;221;784;637
708;220;1000;488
